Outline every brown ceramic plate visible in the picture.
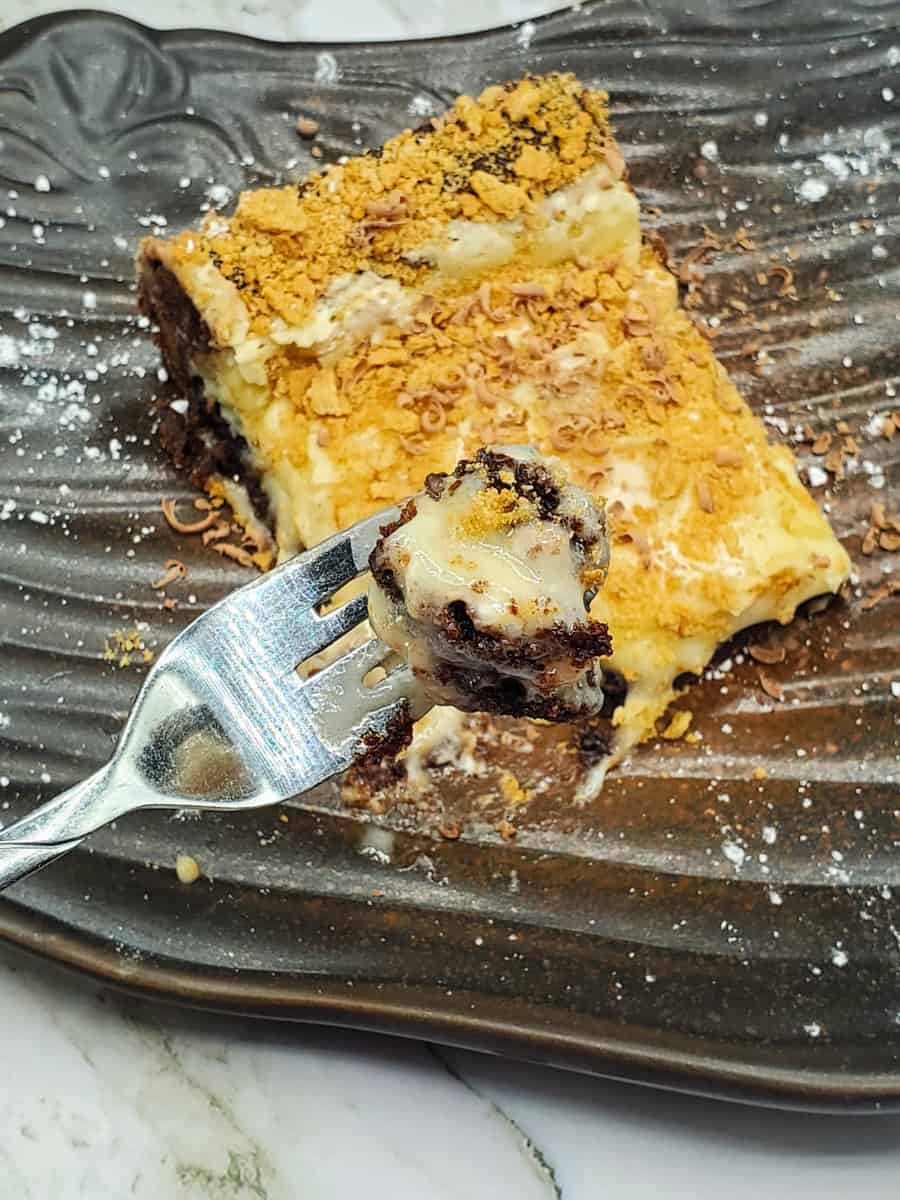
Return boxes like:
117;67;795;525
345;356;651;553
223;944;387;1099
0;2;898;1111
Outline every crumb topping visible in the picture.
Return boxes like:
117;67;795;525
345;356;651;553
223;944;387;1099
144;75;617;333
103;628;154;668
456;485;536;538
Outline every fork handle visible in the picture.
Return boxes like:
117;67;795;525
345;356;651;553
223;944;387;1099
0;767;112;892
0;838;84;892
0;767;115;848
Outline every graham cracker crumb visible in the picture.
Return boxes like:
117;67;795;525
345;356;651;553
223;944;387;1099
103;628;154;669
146;74;615;335
661;709;693;740
175;854;200;884
295;116;320;138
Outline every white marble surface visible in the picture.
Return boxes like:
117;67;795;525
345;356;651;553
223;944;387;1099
2;944;900;1200
0;0;558;40
1;2;900;1196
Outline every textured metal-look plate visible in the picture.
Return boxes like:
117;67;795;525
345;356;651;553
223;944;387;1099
0;3;898;1111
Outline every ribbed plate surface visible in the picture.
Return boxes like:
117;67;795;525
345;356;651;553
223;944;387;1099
0;2;898;1109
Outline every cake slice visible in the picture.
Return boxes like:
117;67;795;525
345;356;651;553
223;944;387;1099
137;73;850;788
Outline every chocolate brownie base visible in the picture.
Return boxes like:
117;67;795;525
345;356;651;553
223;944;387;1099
137;255;272;525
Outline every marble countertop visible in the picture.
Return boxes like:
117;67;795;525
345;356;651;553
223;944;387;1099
1;0;556;40
4;944;900;1200
1;3;899;1197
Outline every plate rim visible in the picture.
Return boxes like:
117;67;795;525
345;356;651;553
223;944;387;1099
1;899;898;1113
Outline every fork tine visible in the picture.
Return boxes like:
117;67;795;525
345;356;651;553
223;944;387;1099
246;505;400;611
178;505;400;676
309;592;369;656
304;636;393;697
300;639;427;744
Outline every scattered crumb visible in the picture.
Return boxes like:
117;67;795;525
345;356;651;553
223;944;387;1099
733;226;755;252
758;670;784;701
661;709;693;740
861;580;900;611
498;770;530;807
862;500;900;555
212;541;256;568
150;558;188;590
103;628;154;668
295;116;320;138
175;854;200;884
748;643;786;665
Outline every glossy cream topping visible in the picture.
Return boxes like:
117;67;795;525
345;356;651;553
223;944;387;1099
379;457;593;639
367;446;610;717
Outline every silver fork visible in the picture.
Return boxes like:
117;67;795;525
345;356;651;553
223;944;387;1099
0;506;430;891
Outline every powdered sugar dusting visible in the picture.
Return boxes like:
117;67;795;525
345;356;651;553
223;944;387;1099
516;20;536;48
314;52;339;86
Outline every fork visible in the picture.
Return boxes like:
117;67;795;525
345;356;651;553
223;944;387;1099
0;505;430;891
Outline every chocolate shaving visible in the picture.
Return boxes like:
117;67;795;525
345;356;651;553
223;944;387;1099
472;377;498;409
161;498;219;535
640;342;667;370
477;282;509;323
151;558;188;590
861;580;900;611
862;501;900;555
871;501;900;534
696;477;715;513
823;447;845;478
734;226;755;252
769;264;795;298
748;644;786;665
399;435;427;456
510;281;547;298
202;519;232;545
677;235;719;285
212;542;256;568
240;522;272;555
758;670;784;701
